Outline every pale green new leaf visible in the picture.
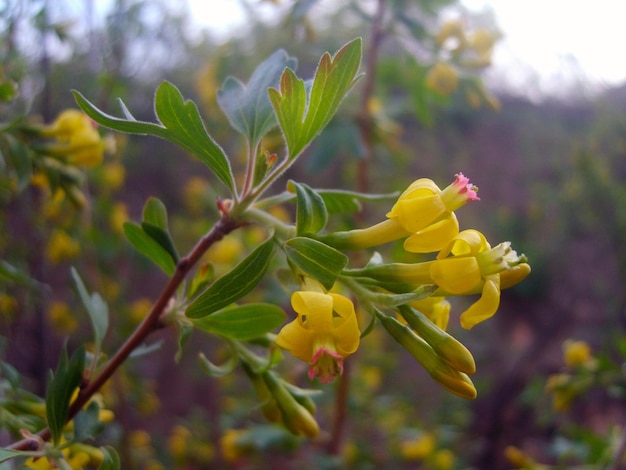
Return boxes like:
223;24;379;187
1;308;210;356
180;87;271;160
198;352;238;378
0;449;28;463
99;446;121;470
268;38;362;159
218;49;297;146
72;82;235;192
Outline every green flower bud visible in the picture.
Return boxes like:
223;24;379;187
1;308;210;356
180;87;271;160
378;312;477;399
263;372;320;438
398;306;475;375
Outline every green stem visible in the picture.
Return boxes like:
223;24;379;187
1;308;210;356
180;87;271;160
243;207;296;240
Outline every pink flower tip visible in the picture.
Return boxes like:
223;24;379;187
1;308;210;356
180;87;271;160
308;347;344;384
454;173;480;201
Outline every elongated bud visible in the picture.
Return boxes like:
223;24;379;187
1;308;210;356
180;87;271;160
283;382;317;415
378;312;477;399
263;372;320;438
241;363;281;423
398;306;475;375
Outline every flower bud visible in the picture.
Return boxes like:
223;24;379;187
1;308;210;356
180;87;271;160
263;372;319;438
379;313;476;399
399;306;475;375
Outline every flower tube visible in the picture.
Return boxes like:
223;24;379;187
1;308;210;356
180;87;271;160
319;174;479;253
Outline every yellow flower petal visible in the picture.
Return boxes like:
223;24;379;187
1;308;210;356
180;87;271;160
430;257;482;294
403;214;459;253
459;276;500;329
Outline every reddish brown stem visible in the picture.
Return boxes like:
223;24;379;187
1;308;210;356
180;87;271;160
8;213;242;451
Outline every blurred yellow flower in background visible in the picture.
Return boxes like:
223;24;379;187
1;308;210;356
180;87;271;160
45;229;80;264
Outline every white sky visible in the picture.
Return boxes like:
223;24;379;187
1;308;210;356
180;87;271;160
187;0;626;97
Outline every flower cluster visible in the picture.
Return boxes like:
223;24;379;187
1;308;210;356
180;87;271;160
276;174;530;390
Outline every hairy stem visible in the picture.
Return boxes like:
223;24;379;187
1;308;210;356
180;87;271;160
8;212;242;451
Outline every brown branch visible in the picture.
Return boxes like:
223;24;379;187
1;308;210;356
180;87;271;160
8;211;242;451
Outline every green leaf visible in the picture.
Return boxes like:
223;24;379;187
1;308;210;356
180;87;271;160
73;82;235;192
142;197;168;230
186;237;275;318
123;222;176;276
174;324;193;364
141;222;179;264
268;38;362;159
71;268;108;348
99;446;121;470
73;401;105;442
46;345;85;445
217;49;297;147
284;237;348;290
0;448;28;463
198;352;238;378
193;303;286;340
319;189;398;215
288;180;327;235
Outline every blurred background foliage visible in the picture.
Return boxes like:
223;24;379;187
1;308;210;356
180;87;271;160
1;0;625;468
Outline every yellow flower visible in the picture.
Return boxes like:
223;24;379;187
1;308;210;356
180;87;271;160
562;339;595;368
276;290;360;384
436;20;466;49
109;202;128;235
220;429;249;462
47;301;78;334
425;63;459;96
354;230;530;329
432;449;455;470
0;293;18;319
45;229;80;264
101;161;126;190
400;432;436;461
41;109;104;168
321;174;479;253
431;230;529;328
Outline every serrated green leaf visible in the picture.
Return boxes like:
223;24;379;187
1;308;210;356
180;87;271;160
123;222;176;276
269;38;362;159
284;237;348;290
217;50;297;147
193;303;286;340
288;180;327;235
198;352;238;378
186;237;275;318
46;345;85;445
141;222;179;264
71;268;108;348
73;82;235;192
99;446;121;470
142;197;168;230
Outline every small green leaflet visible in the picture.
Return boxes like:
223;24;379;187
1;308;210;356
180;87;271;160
46;345;85;445
217;49;297;147
186;237;275;318
72;82;235;192
99;446;121;470
284;237;348;290
198;352;238;378
193;303;286;341
269;38;362;160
